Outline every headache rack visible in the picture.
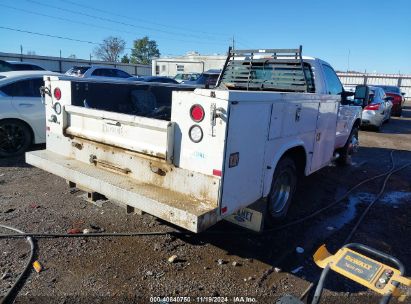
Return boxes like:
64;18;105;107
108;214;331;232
217;46;310;92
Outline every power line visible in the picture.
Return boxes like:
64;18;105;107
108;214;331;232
0;25;117;48
26;0;230;43
0;3;229;47
61;0;231;39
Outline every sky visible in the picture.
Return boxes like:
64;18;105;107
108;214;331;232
0;0;410;74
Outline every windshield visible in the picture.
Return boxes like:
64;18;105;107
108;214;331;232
368;90;377;104
66;66;90;77
0;61;13;72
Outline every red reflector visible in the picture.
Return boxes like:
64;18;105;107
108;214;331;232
213;169;222;177
54;87;61;100
190;104;205;122
365;103;380;110
221;206;228;214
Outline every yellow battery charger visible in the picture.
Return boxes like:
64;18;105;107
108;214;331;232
314;243;411;303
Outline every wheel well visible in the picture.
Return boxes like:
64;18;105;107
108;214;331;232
281;146;306;175
353;118;361;129
0;118;35;144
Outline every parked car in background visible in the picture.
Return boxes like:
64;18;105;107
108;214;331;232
0;71;59;157
132;76;179;84
174;73;200;83
374;85;405;116
65;65;133;80
0;60;45;72
181;69;221;87
357;86;393;131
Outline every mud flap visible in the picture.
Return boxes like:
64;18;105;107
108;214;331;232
224;201;265;232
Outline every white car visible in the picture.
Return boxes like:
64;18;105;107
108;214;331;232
65;65;134;80
0;71;59;157
360;86;393;131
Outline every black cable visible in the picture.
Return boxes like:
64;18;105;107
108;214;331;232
343;162;411;244
1;151;409;303
0;225;35;304
0;231;178;239
264;150;398;233
302;151;411;303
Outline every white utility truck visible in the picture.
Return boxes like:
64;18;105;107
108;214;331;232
26;47;361;233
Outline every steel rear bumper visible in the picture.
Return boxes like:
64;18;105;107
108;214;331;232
26;150;219;233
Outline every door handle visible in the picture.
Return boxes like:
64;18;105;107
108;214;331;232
18;103;34;107
295;106;302;122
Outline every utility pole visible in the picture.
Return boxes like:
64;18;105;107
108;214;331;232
20;45;23;61
232;35;235;50
59;50;62;73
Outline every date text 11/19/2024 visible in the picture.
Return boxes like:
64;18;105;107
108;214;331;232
149;296;258;303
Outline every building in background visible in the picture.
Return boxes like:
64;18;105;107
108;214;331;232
0;52;151;76
152;51;226;76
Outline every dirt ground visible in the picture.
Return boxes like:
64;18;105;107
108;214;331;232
1;102;411;304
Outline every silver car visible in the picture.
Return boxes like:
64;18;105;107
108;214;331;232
65;65;133;80
361;86;393;131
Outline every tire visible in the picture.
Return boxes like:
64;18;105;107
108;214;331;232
375;122;382;132
0;120;32;157
337;126;359;166
266;157;297;223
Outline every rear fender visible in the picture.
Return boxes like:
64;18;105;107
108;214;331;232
262;140;308;198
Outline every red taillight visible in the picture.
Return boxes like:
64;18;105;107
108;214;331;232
393;95;402;103
213;169;222;177
190;104;205;122
54;87;61;100
387;93;402;103
365;104;380;111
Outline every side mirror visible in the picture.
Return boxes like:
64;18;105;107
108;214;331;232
401;92;406;96
342;90;355;98
354;85;369;100
354;85;369;108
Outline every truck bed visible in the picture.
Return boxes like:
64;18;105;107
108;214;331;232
27;150;219;232
69;79;196;121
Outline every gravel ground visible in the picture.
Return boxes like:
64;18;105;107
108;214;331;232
1;102;411;304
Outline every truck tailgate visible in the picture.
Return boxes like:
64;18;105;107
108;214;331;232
26;150;219;232
64;105;173;160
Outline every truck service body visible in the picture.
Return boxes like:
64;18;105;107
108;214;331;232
26;48;361;232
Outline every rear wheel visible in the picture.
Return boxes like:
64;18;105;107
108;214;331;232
386;111;391;122
337;126;359;166
266;157;297;223
0;120;32;157
375;122;382;132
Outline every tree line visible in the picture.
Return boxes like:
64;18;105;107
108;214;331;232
93;36;160;65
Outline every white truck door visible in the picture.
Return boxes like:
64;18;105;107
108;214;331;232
311;63;343;172
220;101;271;216
310;99;338;172
335;104;360;149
